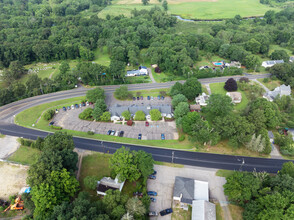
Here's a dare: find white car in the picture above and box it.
[71,105,75,109]
[115,131,119,136]
[86,101,89,106]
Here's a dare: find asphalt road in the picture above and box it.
[1,73,289,173]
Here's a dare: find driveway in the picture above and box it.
[147,165,229,220]
[0,136,20,159]
[53,107,178,140]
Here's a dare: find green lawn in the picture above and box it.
[151,68,185,83]
[269,45,293,57]
[257,78,282,91]
[79,153,112,196]
[8,146,41,165]
[0,134,5,138]
[216,169,235,178]
[132,88,170,97]
[215,203,225,220]
[93,46,111,66]
[209,82,249,111]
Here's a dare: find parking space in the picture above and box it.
[53,107,177,140]
[147,165,227,220]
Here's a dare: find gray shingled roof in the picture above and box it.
[173,176,194,205]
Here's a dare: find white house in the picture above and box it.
[263,84,291,102]
[226,92,242,104]
[97,175,125,196]
[195,93,210,106]
[225,61,241,68]
[262,60,284,68]
[289,56,294,63]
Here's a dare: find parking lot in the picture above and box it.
[53,107,178,140]
[147,165,228,220]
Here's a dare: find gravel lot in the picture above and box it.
[0,136,20,159]
[53,107,178,140]
[147,165,227,220]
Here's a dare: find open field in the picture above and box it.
[257,78,282,91]
[93,46,111,66]
[98,0,278,20]
[8,146,41,165]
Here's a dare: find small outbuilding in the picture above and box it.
[97,175,125,196]
[190,104,201,112]
[226,92,242,104]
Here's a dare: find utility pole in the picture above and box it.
[239,158,245,171]
[172,151,175,164]
[101,141,105,154]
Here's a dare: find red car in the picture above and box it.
[145,121,149,126]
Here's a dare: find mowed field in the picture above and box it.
[98,0,278,19]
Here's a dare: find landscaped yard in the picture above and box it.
[8,146,41,165]
[228,204,244,220]
[209,82,249,111]
[257,78,282,91]
[172,204,192,220]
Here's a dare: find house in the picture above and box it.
[109,104,173,121]
[261,60,284,68]
[126,66,148,77]
[263,84,291,102]
[289,56,294,63]
[190,104,201,112]
[173,176,216,220]
[226,92,242,104]
[97,175,125,196]
[195,93,210,106]
[225,61,241,68]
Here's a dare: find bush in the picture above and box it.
[127,120,133,126]
[150,109,162,121]
[263,78,269,83]
[86,88,105,103]
[122,110,131,120]
[43,109,55,121]
[79,108,93,120]
[134,111,146,121]
[286,121,294,128]
[178,135,185,142]
[159,91,167,96]
[20,138,34,147]
[32,137,44,150]
[100,111,111,122]
[87,131,94,135]
[172,94,188,109]
[83,176,99,190]
[224,78,238,91]
[239,77,249,83]
[114,86,132,100]
[50,125,62,130]
[155,66,161,73]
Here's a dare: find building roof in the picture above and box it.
[190,104,201,111]
[109,104,172,117]
[192,200,216,220]
[226,92,242,101]
[126,70,140,75]
[290,56,294,62]
[97,184,118,193]
[173,176,195,204]
[262,60,284,67]
[264,84,291,100]
[97,175,125,193]
[194,180,209,201]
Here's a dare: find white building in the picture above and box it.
[195,93,210,106]
[226,92,242,104]
[263,84,291,102]
[97,175,125,196]
[262,60,284,68]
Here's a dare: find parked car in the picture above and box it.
[138,134,142,140]
[110,130,115,135]
[55,109,59,113]
[82,102,86,106]
[62,107,66,111]
[79,103,82,108]
[86,101,89,106]
[151,170,157,175]
[107,130,112,135]
[150,197,156,202]
[161,96,165,100]
[67,106,71,110]
[147,96,150,100]
[115,131,119,136]
[140,96,143,100]
[151,96,154,100]
[147,191,157,196]
[49,121,54,126]
[133,192,143,197]
[161,133,165,140]
[148,175,156,180]
[133,97,136,101]
[119,131,124,137]
[71,105,75,109]
[75,104,79,108]
[145,121,149,126]
[137,97,140,100]
[157,95,160,100]
[89,102,93,105]
[160,208,173,216]
[149,211,158,217]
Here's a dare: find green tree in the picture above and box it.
[137,150,154,179]
[170,82,183,97]
[126,197,146,217]
[182,78,202,101]
[244,54,261,70]
[95,99,107,112]
[114,86,131,100]
[280,162,294,178]
[103,189,128,218]
[86,88,105,103]
[171,94,188,109]
[122,110,131,120]
[271,50,290,62]
[245,38,261,54]
[162,0,168,11]
[100,111,111,121]
[174,102,190,119]
[134,111,146,121]
[142,0,150,5]
[150,109,162,121]
[83,176,99,190]
[110,147,141,182]
[59,61,70,74]
[93,106,104,121]
[204,94,233,119]
[79,108,93,120]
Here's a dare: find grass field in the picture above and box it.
[257,78,282,91]
[229,204,244,220]
[215,169,235,178]
[8,146,41,165]
[98,0,278,20]
[215,203,225,220]
[93,46,111,66]
[209,82,249,111]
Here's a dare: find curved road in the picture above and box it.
[1,73,290,173]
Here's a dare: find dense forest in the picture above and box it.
[0,0,294,106]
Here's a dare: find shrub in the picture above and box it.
[224,78,238,91]
[43,109,55,121]
[287,121,294,128]
[86,87,105,103]
[100,111,111,122]
[79,108,93,120]
[239,77,249,83]
[87,131,94,135]
[263,78,269,83]
[20,138,34,147]
[50,125,62,130]
[178,135,185,142]
[134,111,146,121]
[150,109,162,121]
[122,110,131,120]
[155,66,161,73]
[159,91,167,96]
[83,176,99,190]
[127,120,133,126]
[31,137,44,150]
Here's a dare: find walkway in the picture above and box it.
[148,68,156,83]
[205,84,212,95]
[253,79,270,92]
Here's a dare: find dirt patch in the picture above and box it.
[0,136,20,159]
[116,0,217,4]
[0,162,28,200]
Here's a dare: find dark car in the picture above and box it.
[67,106,71,110]
[161,96,165,100]
[133,192,143,197]
[133,97,136,101]
[151,170,157,175]
[161,133,165,140]
[138,134,142,140]
[107,130,112,135]
[82,102,86,106]
[150,197,156,202]
[148,175,156,180]
[145,121,149,127]
[147,96,150,100]
[119,131,124,137]
[49,121,54,126]
[75,104,79,108]
[137,97,140,100]
[147,191,157,196]
[140,96,143,100]
[160,208,173,216]
[62,107,66,111]
[157,95,160,100]
[149,211,158,217]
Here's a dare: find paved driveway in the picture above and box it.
[147,165,228,220]
[53,107,178,140]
